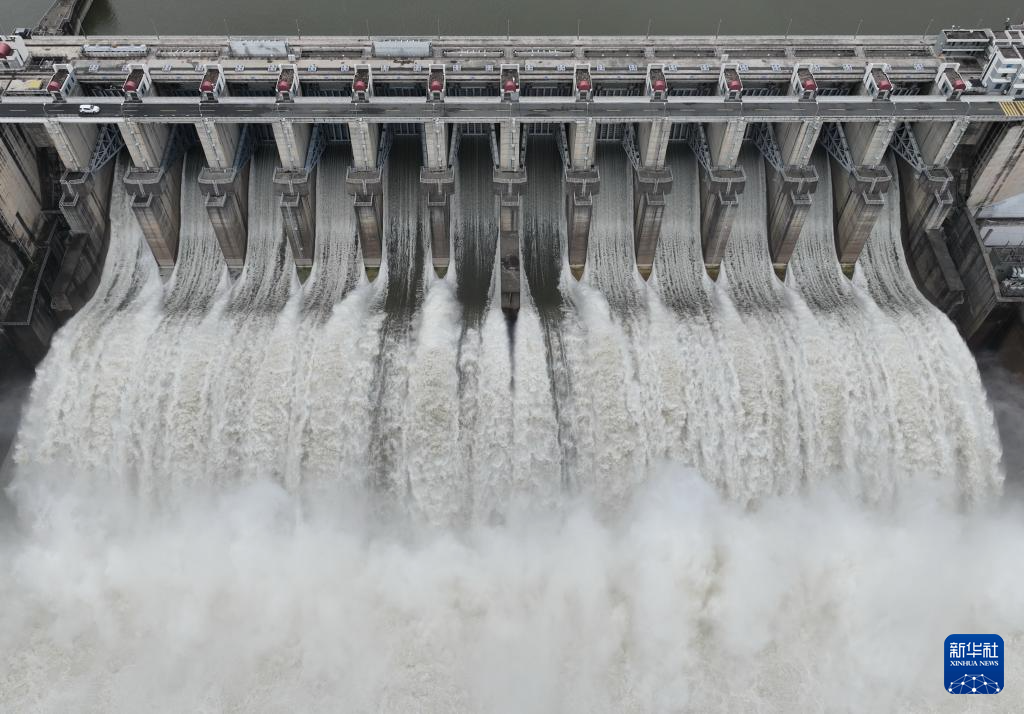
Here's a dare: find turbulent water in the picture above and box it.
[1,139,1020,712]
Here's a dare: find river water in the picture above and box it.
[1,136,1021,710]
[5,0,1019,38]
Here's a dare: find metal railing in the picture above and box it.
[819,122,855,173]
[889,122,926,173]
[751,122,786,173]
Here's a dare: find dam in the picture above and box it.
[0,15,1023,714]
[2,26,1024,359]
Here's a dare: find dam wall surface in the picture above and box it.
[4,26,1024,361]
[2,26,1022,712]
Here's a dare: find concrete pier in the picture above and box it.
[633,190,666,276]
[686,122,745,267]
[423,121,448,169]
[346,121,383,272]
[58,167,110,239]
[699,170,744,266]
[833,121,899,268]
[498,189,521,313]
[819,122,892,265]
[762,120,821,266]
[888,121,964,310]
[834,121,898,268]
[274,168,316,268]
[349,121,379,168]
[44,121,97,173]
[706,120,746,169]
[844,120,898,168]
[498,119,524,172]
[564,120,599,276]
[119,121,182,268]
[421,119,454,275]
[120,121,170,172]
[271,120,310,171]
[195,120,239,172]
[198,166,249,270]
[831,164,890,264]
[566,185,594,278]
[124,158,183,268]
[900,164,964,312]
[631,119,672,276]
[197,122,250,269]
[766,168,814,266]
[493,120,525,310]
[776,121,823,168]
[272,120,318,268]
[568,120,597,167]
[915,119,970,168]
[423,69,452,272]
[54,124,119,252]
[53,123,120,314]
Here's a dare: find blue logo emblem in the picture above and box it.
[945,634,1003,694]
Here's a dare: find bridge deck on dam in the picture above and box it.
[0,29,1021,124]
[0,95,1017,124]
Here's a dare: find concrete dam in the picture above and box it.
[0,20,1022,713]
[3,27,1024,356]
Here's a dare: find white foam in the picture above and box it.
[4,140,1014,712]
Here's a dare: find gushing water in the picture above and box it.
[2,138,1017,712]
[304,147,364,316]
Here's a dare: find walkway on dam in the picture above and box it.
[0,96,1015,124]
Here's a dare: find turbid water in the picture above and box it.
[1,139,1020,712]
[6,0,1018,38]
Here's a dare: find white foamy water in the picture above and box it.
[3,140,1019,712]
[3,471,1022,713]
